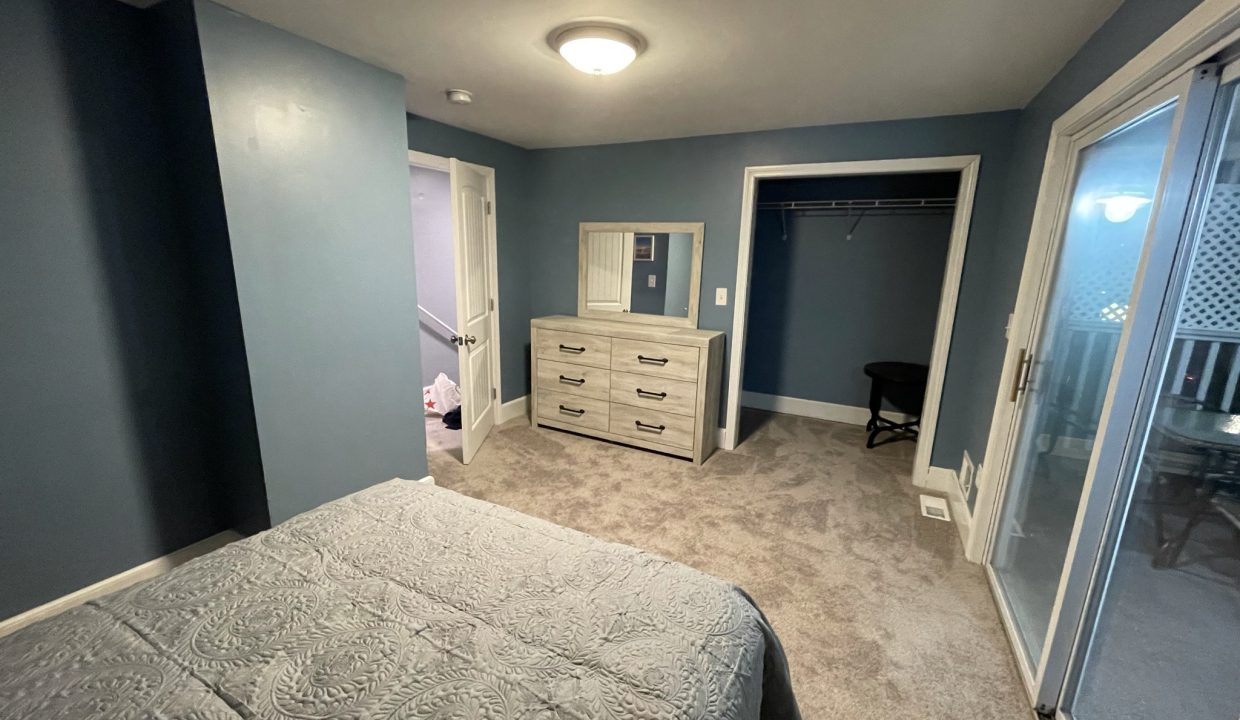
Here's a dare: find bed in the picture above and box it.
[0,479,799,719]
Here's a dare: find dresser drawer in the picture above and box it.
[537,329,611,369]
[610,338,699,381]
[536,390,609,432]
[609,370,697,416]
[538,359,610,401]
[609,403,695,450]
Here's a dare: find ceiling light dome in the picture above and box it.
[551,24,644,75]
[1096,192,1152,223]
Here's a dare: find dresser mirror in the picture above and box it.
[577,222,704,328]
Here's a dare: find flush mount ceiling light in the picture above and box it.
[550,24,645,75]
[1096,192,1152,223]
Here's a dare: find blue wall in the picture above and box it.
[629,234,671,315]
[149,0,269,539]
[406,117,532,403]
[195,1,427,523]
[743,211,952,408]
[523,112,1022,467]
[0,0,238,618]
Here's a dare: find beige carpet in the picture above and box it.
[425,409,1028,719]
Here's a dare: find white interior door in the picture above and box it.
[584,231,634,312]
[450,159,496,463]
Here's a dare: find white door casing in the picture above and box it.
[722,155,981,497]
[451,158,497,463]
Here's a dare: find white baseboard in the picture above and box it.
[497,395,529,424]
[0,530,242,638]
[924,466,974,559]
[741,391,914,426]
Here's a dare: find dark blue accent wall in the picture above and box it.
[406,116,533,403]
[0,0,242,619]
[523,112,1023,468]
[194,1,427,524]
[743,210,952,408]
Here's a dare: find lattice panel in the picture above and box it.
[1064,219,1142,326]
[1063,183,1240,335]
[1179,183,1240,335]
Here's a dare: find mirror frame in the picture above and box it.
[577,221,705,328]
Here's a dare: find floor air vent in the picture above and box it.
[919,494,952,522]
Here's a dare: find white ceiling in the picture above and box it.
[207,0,1124,149]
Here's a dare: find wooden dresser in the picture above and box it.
[530,315,725,463]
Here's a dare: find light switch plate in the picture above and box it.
[648,274,657,288]
[715,288,727,306]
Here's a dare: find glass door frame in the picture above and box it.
[980,64,1221,711]
[1051,65,1238,720]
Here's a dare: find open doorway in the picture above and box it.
[409,151,502,465]
[723,157,980,495]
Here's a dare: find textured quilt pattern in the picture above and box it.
[0,480,798,719]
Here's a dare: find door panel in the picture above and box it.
[585,231,633,312]
[1058,77,1239,720]
[983,62,1222,714]
[991,100,1181,672]
[451,160,496,464]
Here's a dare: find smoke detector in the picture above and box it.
[445,89,473,106]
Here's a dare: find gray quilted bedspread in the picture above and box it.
[0,480,799,719]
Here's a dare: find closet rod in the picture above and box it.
[757,196,956,212]
[769,208,955,217]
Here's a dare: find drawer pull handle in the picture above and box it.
[559,344,586,353]
[559,375,586,386]
[637,354,669,365]
[634,420,666,433]
[559,405,586,416]
[636,388,667,399]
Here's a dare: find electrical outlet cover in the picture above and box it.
[960,451,976,499]
[648,274,657,288]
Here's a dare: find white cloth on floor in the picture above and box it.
[423,372,461,416]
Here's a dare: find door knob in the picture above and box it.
[464,335,477,346]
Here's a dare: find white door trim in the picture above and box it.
[407,151,505,427]
[721,155,981,493]
[408,149,451,172]
[967,0,1240,564]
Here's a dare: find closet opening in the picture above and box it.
[723,157,981,497]
[409,151,503,466]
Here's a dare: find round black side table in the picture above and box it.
[862,362,929,449]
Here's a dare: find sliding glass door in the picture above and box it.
[984,62,1222,712]
[1056,73,1240,720]
[990,95,1180,673]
